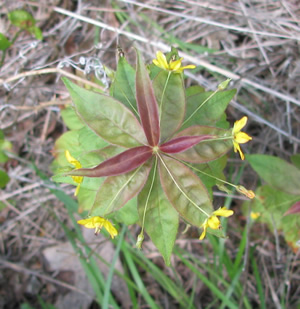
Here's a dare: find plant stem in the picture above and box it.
[141,156,158,234]
[175,157,237,189]
[157,152,210,217]
[181,88,220,127]
[159,71,171,123]
[89,164,144,217]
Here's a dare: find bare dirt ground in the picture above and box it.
[0,0,299,308]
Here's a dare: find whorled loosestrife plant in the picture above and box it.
[53,48,253,264]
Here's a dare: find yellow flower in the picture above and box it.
[77,216,118,238]
[65,150,83,196]
[232,116,252,160]
[199,207,234,240]
[153,51,196,73]
[236,185,255,199]
[250,212,261,220]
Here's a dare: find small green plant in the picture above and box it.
[53,48,254,264]
[244,154,300,250]
[0,129,12,189]
[0,9,43,67]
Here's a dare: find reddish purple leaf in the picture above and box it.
[160,135,212,154]
[136,50,160,146]
[284,201,300,216]
[66,146,152,177]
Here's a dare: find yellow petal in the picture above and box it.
[213,207,234,218]
[235,132,252,144]
[103,220,118,239]
[65,150,82,169]
[207,215,220,229]
[153,59,165,70]
[233,142,245,160]
[237,145,245,160]
[250,212,261,220]
[71,175,83,184]
[77,216,105,229]
[182,64,196,70]
[169,58,183,71]
[74,183,81,196]
[155,51,169,70]
[233,116,248,134]
[199,222,208,240]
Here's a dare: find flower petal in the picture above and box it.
[65,150,82,169]
[77,216,105,229]
[237,145,245,160]
[233,116,248,134]
[207,215,220,229]
[155,51,169,70]
[233,140,239,153]
[235,132,252,144]
[103,221,118,239]
[213,207,234,217]
[169,58,182,71]
[74,183,81,196]
[182,64,196,70]
[199,220,208,240]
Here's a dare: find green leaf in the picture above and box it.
[0,202,7,211]
[52,171,103,191]
[291,154,300,170]
[110,57,137,115]
[61,106,84,130]
[78,146,123,167]
[77,187,97,212]
[53,130,81,167]
[138,162,179,265]
[111,197,139,225]
[29,26,43,40]
[246,154,300,195]
[0,169,10,188]
[0,33,12,51]
[159,155,213,227]
[8,10,35,29]
[78,126,109,153]
[153,70,186,142]
[0,131,12,163]
[63,78,147,148]
[186,85,205,96]
[53,144,122,191]
[173,126,232,163]
[182,89,236,129]
[53,127,111,168]
[195,155,227,197]
[245,185,300,249]
[90,161,152,216]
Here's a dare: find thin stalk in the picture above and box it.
[102,225,126,309]
[159,71,171,123]
[175,158,237,190]
[157,152,210,217]
[141,157,158,234]
[119,86,139,116]
[181,87,220,126]
[89,164,144,217]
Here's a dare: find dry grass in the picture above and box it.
[0,0,299,308]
